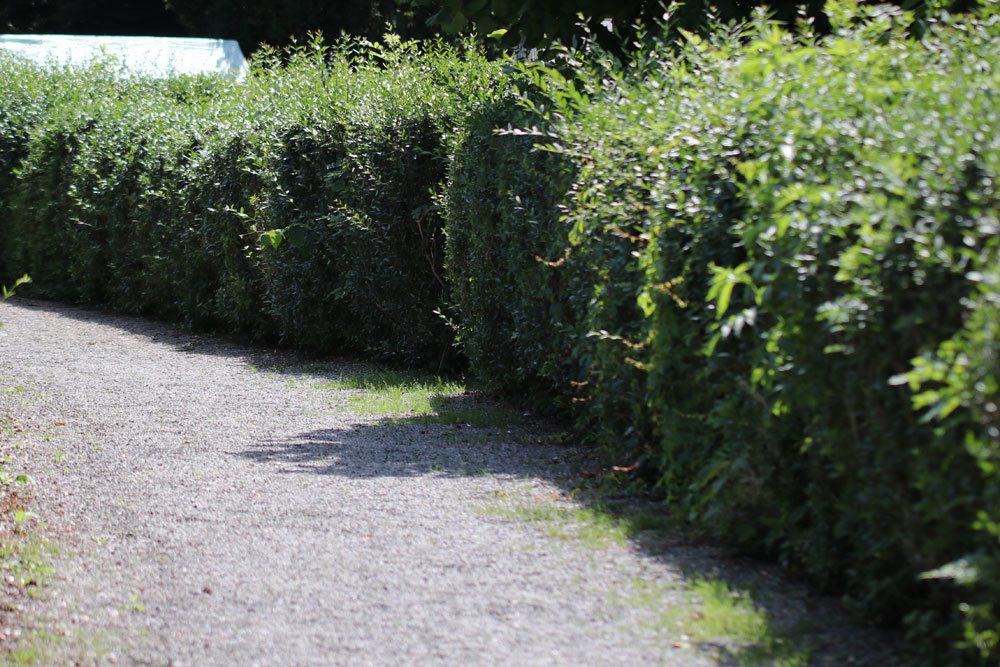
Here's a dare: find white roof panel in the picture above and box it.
[0,34,248,78]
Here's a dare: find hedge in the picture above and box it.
[445,7,999,661]
[0,6,997,662]
[0,38,505,365]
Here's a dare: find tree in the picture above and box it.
[425,0,985,50]
[2,0,185,36]
[165,0,438,51]
[2,1,439,54]
[425,0,816,48]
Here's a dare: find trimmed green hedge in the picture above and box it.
[444,97,580,400]
[0,7,997,662]
[445,7,999,662]
[0,38,505,365]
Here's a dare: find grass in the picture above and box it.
[0,495,57,665]
[0,404,56,666]
[290,366,525,428]
[0,529,55,589]
[122,591,145,614]
[663,578,812,666]
[315,369,463,417]
[0,631,57,666]
[0,627,113,666]
[610,576,812,666]
[0,417,52,592]
[483,486,811,665]
[0,471,54,596]
[481,490,677,550]
[481,503,623,545]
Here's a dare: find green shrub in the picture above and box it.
[494,5,999,660]
[328,41,503,368]
[0,60,216,313]
[0,37,505,368]
[444,96,580,399]
[0,56,72,282]
[0,7,996,662]
[245,39,507,365]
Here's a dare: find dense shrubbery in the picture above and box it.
[0,38,505,365]
[446,7,999,661]
[0,6,997,661]
[444,97,580,399]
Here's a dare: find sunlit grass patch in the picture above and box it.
[0,489,55,592]
[621,576,812,667]
[0,409,55,647]
[321,369,464,416]
[481,488,810,663]
[685,579,772,643]
[480,492,676,550]
[315,368,456,392]
[0,627,113,666]
[482,502,629,548]
[0,630,57,666]
[298,367,525,427]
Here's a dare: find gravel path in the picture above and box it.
[0,298,902,666]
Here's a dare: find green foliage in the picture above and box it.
[427,0,833,51]
[445,5,999,662]
[1,275,31,302]
[0,36,505,366]
[0,5,997,663]
[0,0,438,53]
[426,0,991,51]
[443,95,579,399]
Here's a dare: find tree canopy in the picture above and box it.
[2,0,437,53]
[1,0,984,55]
[426,0,831,48]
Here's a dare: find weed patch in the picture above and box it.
[0,627,112,666]
[297,366,527,428]
[616,577,812,667]
[0,407,54,662]
[315,369,463,417]
[480,489,677,550]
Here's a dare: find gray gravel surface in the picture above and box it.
[0,298,904,666]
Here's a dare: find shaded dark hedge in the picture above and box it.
[0,6,997,662]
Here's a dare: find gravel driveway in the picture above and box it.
[0,298,902,666]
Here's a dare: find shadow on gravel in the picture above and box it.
[236,410,910,667]
[7,298,909,666]
[236,424,568,480]
[2,298,295,367]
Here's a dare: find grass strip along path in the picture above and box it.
[0,298,904,665]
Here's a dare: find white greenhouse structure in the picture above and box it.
[0,34,248,78]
